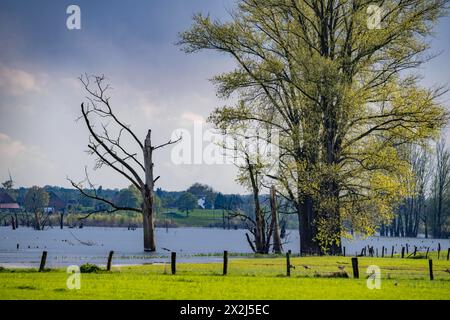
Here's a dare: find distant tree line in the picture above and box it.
[381,139,450,238]
[1,180,298,231]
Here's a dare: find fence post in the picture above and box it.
[426,247,430,259]
[343,247,346,257]
[447,248,450,261]
[223,250,228,275]
[406,244,409,255]
[437,243,441,260]
[401,247,405,258]
[171,252,176,275]
[286,252,291,277]
[391,246,394,258]
[429,259,433,281]
[382,246,384,258]
[413,246,417,257]
[39,251,47,272]
[351,257,359,279]
[106,250,114,271]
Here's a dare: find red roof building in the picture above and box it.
[0,190,20,210]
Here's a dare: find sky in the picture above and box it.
[0,0,449,194]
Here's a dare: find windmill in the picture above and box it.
[1,170,14,190]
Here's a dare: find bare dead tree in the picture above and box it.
[69,74,180,252]
[216,122,284,254]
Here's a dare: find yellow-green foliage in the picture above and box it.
[179,0,449,250]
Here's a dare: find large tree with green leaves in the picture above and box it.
[179,0,449,253]
[176,192,198,216]
[24,186,49,230]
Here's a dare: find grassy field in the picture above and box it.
[161,209,227,228]
[64,208,300,229]
[1,253,450,300]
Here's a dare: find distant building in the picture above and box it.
[197,196,206,209]
[43,191,66,213]
[0,190,20,210]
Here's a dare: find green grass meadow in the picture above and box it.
[1,254,449,300]
[161,209,226,227]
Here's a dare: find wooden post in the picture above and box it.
[286,252,291,277]
[39,251,47,272]
[401,247,405,258]
[376,248,378,257]
[171,252,176,275]
[343,247,346,257]
[413,246,417,257]
[406,244,409,255]
[429,259,433,281]
[16,243,19,250]
[223,250,228,275]
[106,250,114,271]
[60,212,64,229]
[447,248,450,261]
[351,257,359,279]
[381,246,384,258]
[426,247,430,259]
[391,246,394,258]
[437,243,441,260]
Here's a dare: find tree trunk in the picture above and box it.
[142,201,155,251]
[222,209,225,229]
[270,186,282,254]
[11,215,16,230]
[298,196,319,255]
[34,211,41,230]
[142,130,156,252]
[246,157,264,253]
[437,188,443,238]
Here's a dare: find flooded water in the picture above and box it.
[0,226,448,267]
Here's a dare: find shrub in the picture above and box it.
[80,263,102,273]
[314,271,349,278]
